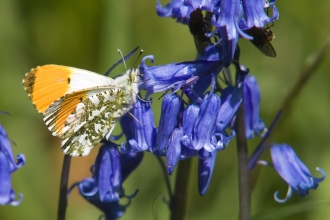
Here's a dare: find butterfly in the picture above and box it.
[23,65,139,156]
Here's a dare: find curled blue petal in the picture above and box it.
[76,178,99,197]
[154,94,180,155]
[243,75,266,139]
[198,149,216,196]
[166,128,184,174]
[270,144,325,202]
[274,186,293,203]
[16,154,25,168]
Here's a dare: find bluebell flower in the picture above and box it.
[181,104,200,137]
[179,105,200,159]
[121,98,157,153]
[72,178,127,220]
[139,55,223,97]
[182,94,223,152]
[69,142,142,219]
[198,149,216,196]
[153,94,181,155]
[240,0,279,30]
[243,74,266,139]
[94,143,123,202]
[0,125,25,206]
[166,128,184,174]
[216,85,243,132]
[270,144,325,203]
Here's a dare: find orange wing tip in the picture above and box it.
[23,65,73,114]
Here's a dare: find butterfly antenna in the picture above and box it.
[104,46,140,76]
[117,49,127,70]
[132,50,144,67]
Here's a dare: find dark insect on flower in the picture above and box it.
[245,26,277,58]
[189,8,210,55]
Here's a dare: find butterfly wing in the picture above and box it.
[23,65,116,113]
[23,65,138,156]
[44,87,132,156]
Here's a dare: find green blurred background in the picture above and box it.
[1,0,330,219]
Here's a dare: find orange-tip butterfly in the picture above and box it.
[23,65,139,156]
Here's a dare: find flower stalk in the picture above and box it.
[170,158,192,220]
[235,102,251,220]
[57,155,71,220]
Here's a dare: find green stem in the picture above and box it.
[57,155,72,220]
[235,103,251,220]
[170,158,192,220]
[277,38,330,132]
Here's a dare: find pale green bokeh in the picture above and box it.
[0,0,330,219]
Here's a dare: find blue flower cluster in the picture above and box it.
[157,0,279,66]
[0,121,25,206]
[71,0,325,218]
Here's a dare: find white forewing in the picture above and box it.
[65,66,116,93]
